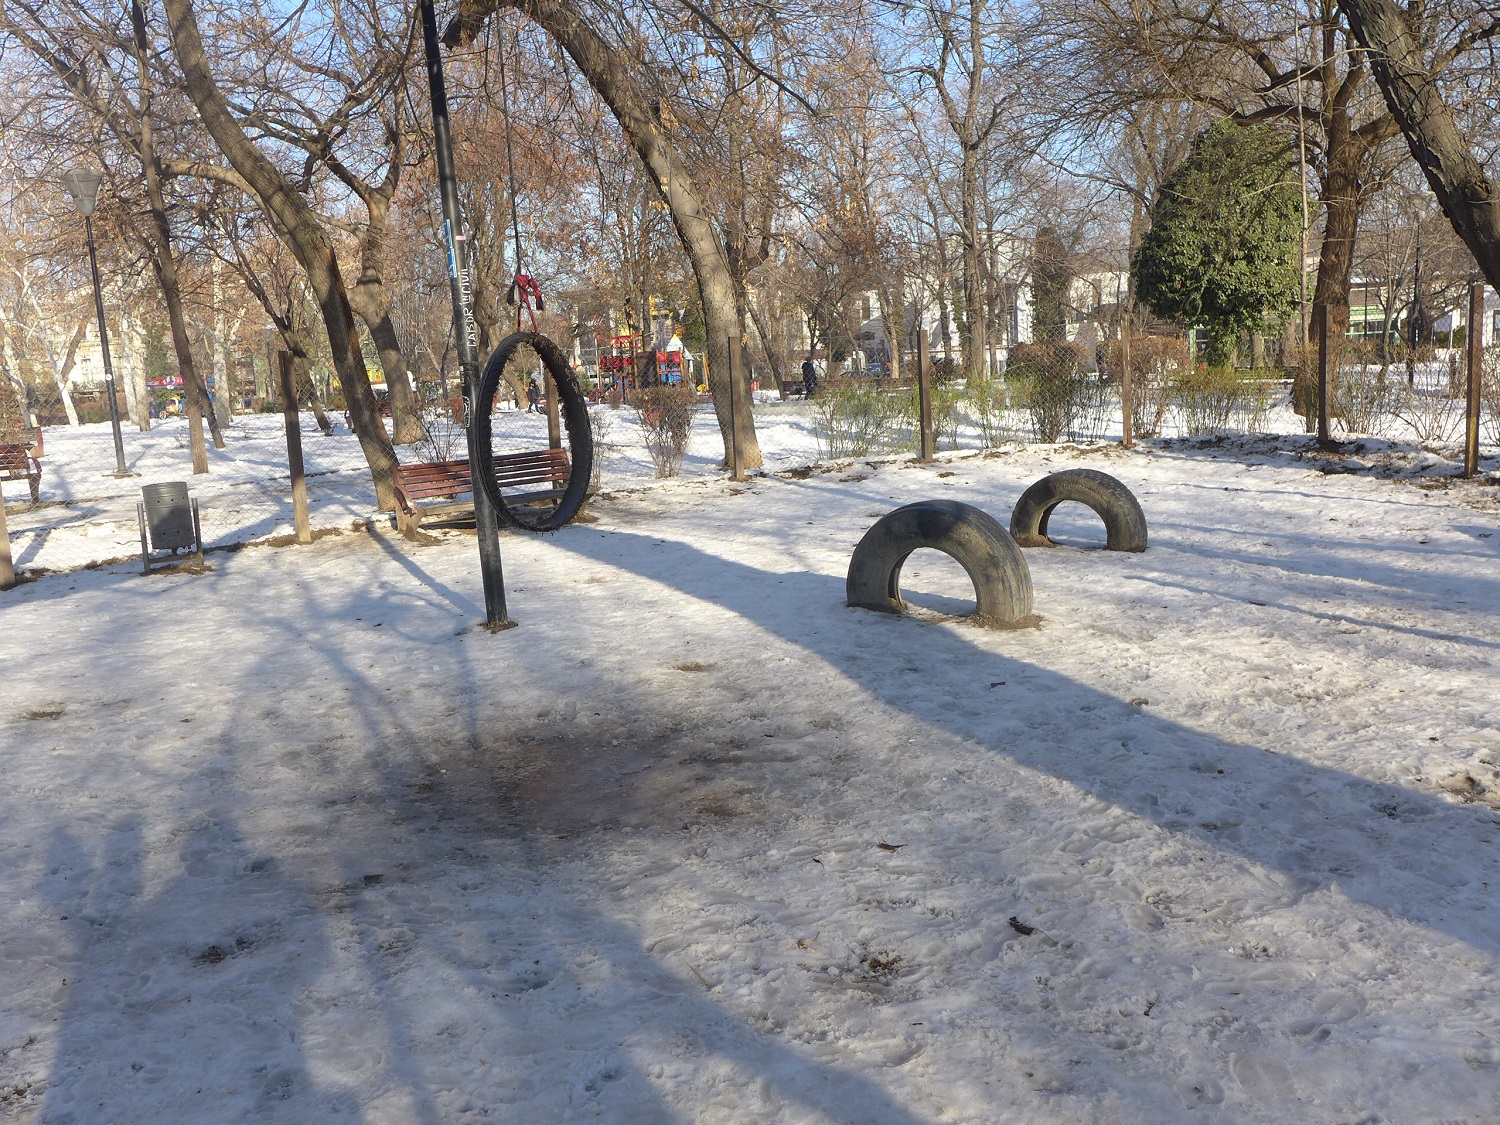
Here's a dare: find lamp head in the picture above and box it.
[61,168,104,218]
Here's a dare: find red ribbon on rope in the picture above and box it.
[507,274,544,332]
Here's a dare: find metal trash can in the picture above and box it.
[137,482,203,573]
[141,483,195,550]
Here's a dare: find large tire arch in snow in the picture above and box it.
[846,500,1034,629]
[1009,469,1148,553]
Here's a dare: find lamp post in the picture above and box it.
[61,168,133,477]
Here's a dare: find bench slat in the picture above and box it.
[393,449,572,530]
[0,442,42,501]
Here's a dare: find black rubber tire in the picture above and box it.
[473,331,594,532]
[847,499,1034,627]
[1009,468,1147,552]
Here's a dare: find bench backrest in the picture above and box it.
[394,448,571,503]
[0,444,39,476]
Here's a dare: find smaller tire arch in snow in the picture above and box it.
[1009,469,1148,553]
[846,499,1034,628]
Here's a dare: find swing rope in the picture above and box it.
[495,31,540,333]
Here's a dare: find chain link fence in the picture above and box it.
[7,342,1500,583]
[2,371,380,577]
[803,341,1500,461]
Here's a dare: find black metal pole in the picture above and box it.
[420,0,510,628]
[85,215,131,477]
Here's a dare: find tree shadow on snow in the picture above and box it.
[552,526,1500,958]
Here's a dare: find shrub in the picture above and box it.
[1172,365,1243,436]
[1483,348,1500,446]
[1394,379,1464,448]
[1099,335,1188,438]
[813,380,914,457]
[1006,340,1096,442]
[964,377,1024,448]
[930,384,967,449]
[634,382,697,476]
[414,406,465,463]
[588,404,613,490]
[1330,346,1401,438]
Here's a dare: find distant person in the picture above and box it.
[801,356,818,399]
[527,376,542,413]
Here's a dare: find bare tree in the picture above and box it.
[1339,0,1500,293]
[447,0,762,469]
[1,0,228,469]
[162,0,399,506]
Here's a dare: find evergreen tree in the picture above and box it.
[1132,120,1301,366]
[1030,227,1073,342]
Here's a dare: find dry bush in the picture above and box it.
[634,382,697,476]
[1171,366,1243,436]
[1483,348,1500,446]
[1394,380,1465,448]
[1330,347,1402,438]
[587,404,613,489]
[414,405,465,463]
[813,380,914,457]
[964,378,1026,448]
[1099,335,1187,438]
[1006,340,1100,442]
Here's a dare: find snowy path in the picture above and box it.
[1,440,1498,1123]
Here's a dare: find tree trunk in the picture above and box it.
[348,288,424,444]
[347,190,423,445]
[1304,115,1375,431]
[959,147,988,382]
[446,0,760,469]
[877,284,903,382]
[30,304,83,426]
[293,352,333,435]
[744,297,785,391]
[1339,0,1500,295]
[164,0,398,508]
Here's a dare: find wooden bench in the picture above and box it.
[779,380,807,398]
[0,429,42,503]
[393,447,571,536]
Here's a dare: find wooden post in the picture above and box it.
[917,318,935,461]
[0,480,14,590]
[544,364,562,449]
[1465,277,1483,477]
[1317,304,1331,446]
[1120,313,1134,449]
[727,333,743,480]
[278,352,313,544]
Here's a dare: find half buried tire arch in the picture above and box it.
[1009,469,1148,552]
[846,500,1033,628]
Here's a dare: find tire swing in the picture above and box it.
[847,499,1034,628]
[472,330,593,532]
[1009,469,1148,553]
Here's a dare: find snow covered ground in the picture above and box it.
[2,415,1500,1122]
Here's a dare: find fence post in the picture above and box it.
[917,319,935,461]
[278,352,313,544]
[1317,305,1332,447]
[0,480,14,590]
[1120,313,1134,449]
[1465,277,1483,477]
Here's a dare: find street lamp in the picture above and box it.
[61,167,133,477]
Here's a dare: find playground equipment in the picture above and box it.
[1009,469,1148,553]
[473,330,593,532]
[847,499,1033,628]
